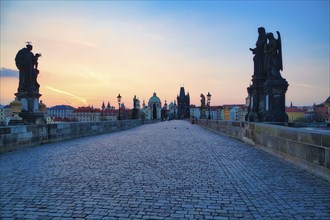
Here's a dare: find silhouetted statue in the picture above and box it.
[246,28,288,123]
[14,43,46,124]
[250,27,267,75]
[199,93,207,119]
[264,31,283,79]
[32,53,41,90]
[15,43,41,92]
[133,95,138,109]
[33,53,41,69]
[15,44,34,92]
[200,93,206,108]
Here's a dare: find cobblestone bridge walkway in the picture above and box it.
[1,120,329,219]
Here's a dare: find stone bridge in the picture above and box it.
[1,120,329,219]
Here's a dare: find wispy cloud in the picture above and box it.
[291,82,328,90]
[44,85,88,105]
[0,67,18,78]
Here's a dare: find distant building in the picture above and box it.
[139,92,163,120]
[168,101,178,120]
[206,106,220,120]
[314,97,330,122]
[222,104,245,121]
[304,107,314,122]
[47,105,75,122]
[177,86,190,119]
[190,105,200,119]
[101,101,112,111]
[286,103,305,122]
[222,105,235,120]
[140,100,150,120]
[230,106,240,121]
[71,106,101,122]
[100,109,117,121]
[190,105,221,120]
[148,92,162,119]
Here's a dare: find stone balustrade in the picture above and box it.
[0,120,147,153]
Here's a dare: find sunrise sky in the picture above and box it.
[1,1,329,109]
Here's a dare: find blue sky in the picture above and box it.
[1,0,329,107]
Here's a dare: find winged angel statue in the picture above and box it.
[264,31,283,79]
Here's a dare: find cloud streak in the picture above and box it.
[291,82,328,90]
[0,67,18,78]
[44,85,88,105]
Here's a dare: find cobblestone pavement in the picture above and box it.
[1,120,330,219]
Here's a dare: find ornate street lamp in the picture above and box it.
[117,93,122,120]
[207,92,211,119]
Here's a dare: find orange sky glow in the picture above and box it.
[1,1,329,109]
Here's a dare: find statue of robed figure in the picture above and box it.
[246,28,288,123]
[200,93,207,119]
[14,42,46,124]
[249,27,267,75]
[264,31,283,80]
[15,43,41,93]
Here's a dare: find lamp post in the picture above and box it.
[207,92,211,120]
[117,93,122,120]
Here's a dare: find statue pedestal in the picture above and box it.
[263,78,289,122]
[19,112,46,125]
[9,115,24,126]
[246,74,267,122]
[132,109,139,120]
[246,73,289,123]
[15,91,46,125]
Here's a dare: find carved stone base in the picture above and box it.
[19,112,46,125]
[15,90,46,125]
[263,78,289,123]
[9,119,24,126]
[245,74,267,122]
[263,112,288,123]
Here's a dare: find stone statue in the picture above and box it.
[246,28,288,123]
[199,93,207,119]
[15,43,41,92]
[14,43,46,124]
[264,31,283,79]
[15,44,34,92]
[200,93,206,108]
[133,95,138,109]
[33,53,41,69]
[249,27,267,75]
[32,53,41,91]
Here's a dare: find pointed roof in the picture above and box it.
[179,86,185,97]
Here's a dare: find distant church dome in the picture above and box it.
[148,92,161,108]
[149,92,161,104]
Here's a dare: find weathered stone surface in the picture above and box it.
[11,126,27,134]
[322,134,330,148]
[196,119,330,181]
[1,121,329,219]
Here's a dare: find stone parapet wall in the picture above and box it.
[0,120,145,153]
[194,119,330,181]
